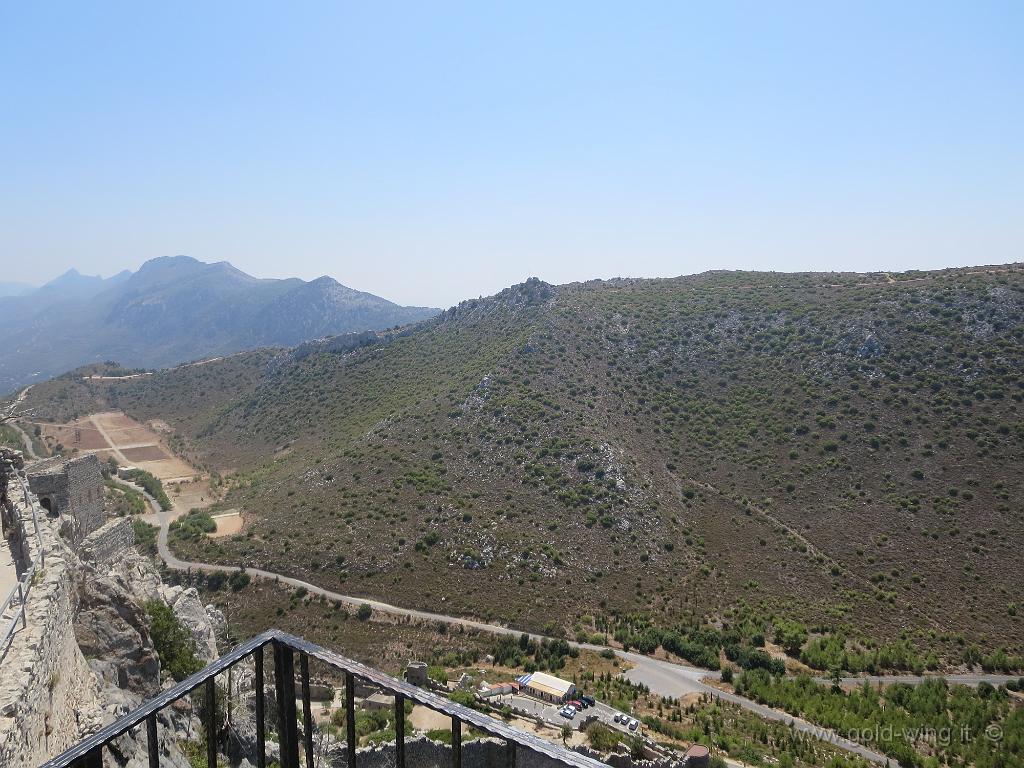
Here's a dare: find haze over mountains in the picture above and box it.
[0,256,438,392]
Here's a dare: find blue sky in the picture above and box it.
[2,2,1021,307]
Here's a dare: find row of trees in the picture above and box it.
[735,670,1023,768]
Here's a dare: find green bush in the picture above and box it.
[132,518,158,556]
[145,600,203,681]
[120,469,172,511]
[229,569,251,591]
[586,722,624,752]
[170,509,217,541]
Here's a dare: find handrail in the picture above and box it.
[41,628,611,768]
[41,630,278,766]
[15,469,44,568]
[0,471,45,654]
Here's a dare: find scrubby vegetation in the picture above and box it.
[639,697,875,768]
[26,267,1024,669]
[145,600,203,681]
[105,479,148,516]
[491,633,579,673]
[0,423,26,452]
[121,468,172,511]
[170,509,217,541]
[133,518,158,556]
[735,670,1024,768]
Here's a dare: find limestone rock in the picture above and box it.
[73,568,161,696]
[161,586,219,662]
[206,603,228,644]
[108,550,166,605]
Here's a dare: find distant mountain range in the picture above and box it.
[0,282,37,297]
[0,256,439,392]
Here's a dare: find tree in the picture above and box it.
[146,600,203,681]
[561,725,572,744]
[829,667,842,693]
[357,603,372,621]
[229,569,251,591]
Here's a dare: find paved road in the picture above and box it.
[131,479,1023,768]
[139,496,901,764]
[831,673,1021,687]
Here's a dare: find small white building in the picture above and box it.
[516,672,576,703]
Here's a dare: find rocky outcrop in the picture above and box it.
[0,459,222,766]
[74,567,161,696]
[0,486,105,765]
[160,585,219,662]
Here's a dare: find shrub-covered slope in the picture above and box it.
[24,266,1024,666]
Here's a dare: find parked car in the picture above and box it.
[628,719,639,731]
[581,695,596,707]
[568,700,584,710]
[613,713,623,723]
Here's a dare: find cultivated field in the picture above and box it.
[33,410,216,514]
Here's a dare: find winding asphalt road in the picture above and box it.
[134,491,892,762]
[119,477,1020,768]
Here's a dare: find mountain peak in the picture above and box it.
[41,267,105,292]
[135,255,202,273]
[0,255,441,391]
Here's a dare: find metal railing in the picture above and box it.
[42,628,610,768]
[0,471,45,652]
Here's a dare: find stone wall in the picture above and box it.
[0,489,104,766]
[80,516,136,566]
[27,454,105,546]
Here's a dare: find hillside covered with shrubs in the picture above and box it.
[23,265,1024,671]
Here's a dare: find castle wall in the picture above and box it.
[80,516,136,566]
[28,455,105,547]
[0,490,103,766]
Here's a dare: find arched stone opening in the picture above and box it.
[39,496,57,517]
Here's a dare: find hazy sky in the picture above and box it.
[2,2,1021,308]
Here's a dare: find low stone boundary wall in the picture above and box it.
[80,517,135,566]
[0,491,102,765]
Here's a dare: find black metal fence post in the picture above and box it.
[345,671,356,768]
[452,715,462,768]
[255,646,266,768]
[275,640,301,768]
[285,649,299,768]
[300,652,314,768]
[146,713,159,768]
[394,693,406,768]
[205,677,217,768]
